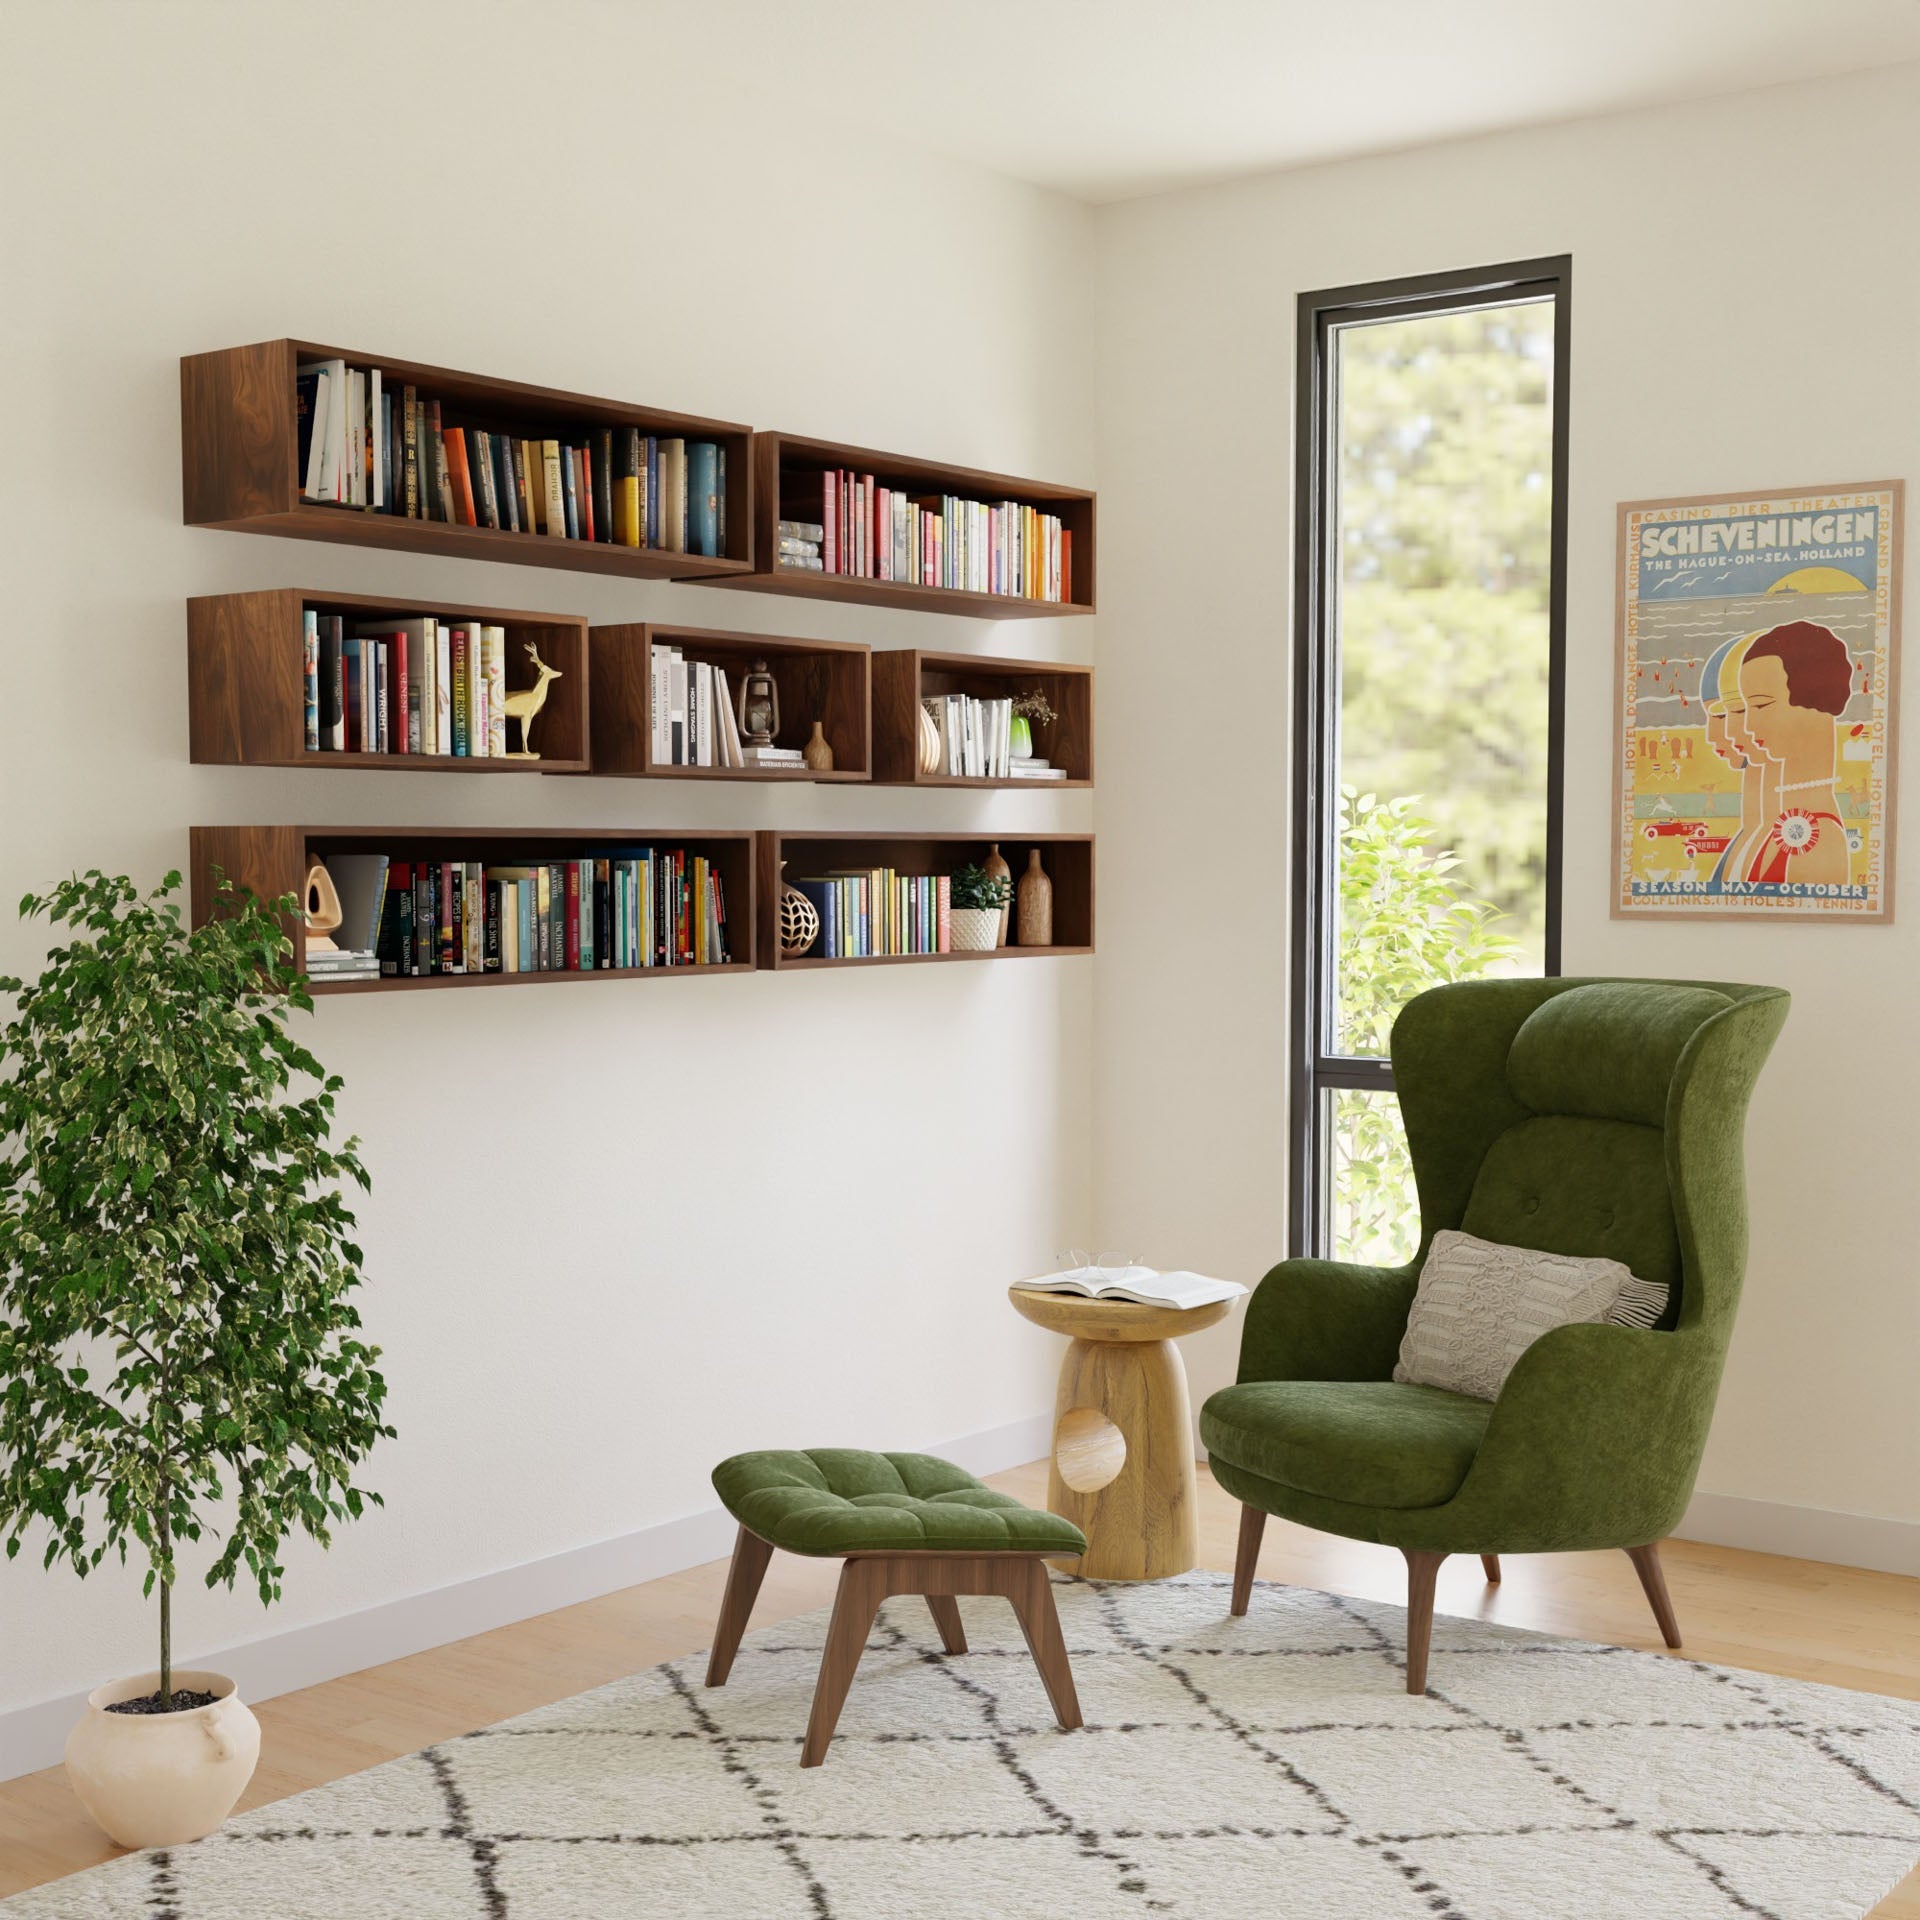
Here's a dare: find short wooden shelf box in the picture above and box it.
[873,649,1091,787]
[588,624,871,782]
[755,831,1093,970]
[187,589,590,773]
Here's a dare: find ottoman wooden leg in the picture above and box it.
[1005,1559,1082,1731]
[801,1560,886,1767]
[924,1595,968,1654]
[706,1526,775,1688]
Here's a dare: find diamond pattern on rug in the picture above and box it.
[6,1574,1918,1920]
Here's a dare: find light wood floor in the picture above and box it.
[5,1461,1917,1912]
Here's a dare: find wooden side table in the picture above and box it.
[1008,1287,1236,1581]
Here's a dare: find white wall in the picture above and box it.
[0,4,1095,1726]
[1092,65,1920,1541]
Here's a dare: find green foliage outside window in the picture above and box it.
[1331,792,1517,1267]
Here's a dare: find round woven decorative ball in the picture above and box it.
[779,883,821,957]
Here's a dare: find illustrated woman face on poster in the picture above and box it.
[1737,619,1855,888]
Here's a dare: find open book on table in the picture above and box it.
[1014,1265,1246,1312]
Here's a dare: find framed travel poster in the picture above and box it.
[1613,479,1902,921]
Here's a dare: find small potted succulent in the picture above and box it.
[948,863,1011,952]
[0,871,391,1849]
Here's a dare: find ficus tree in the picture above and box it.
[0,871,392,1708]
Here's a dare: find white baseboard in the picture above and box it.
[0,1411,1054,1787]
[1677,1490,1920,1577]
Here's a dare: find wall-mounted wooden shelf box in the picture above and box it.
[588,624,870,782]
[191,825,754,993]
[187,589,589,773]
[755,831,1093,971]
[707,432,1095,618]
[181,340,752,583]
[872,649,1092,787]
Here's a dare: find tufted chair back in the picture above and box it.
[1391,978,1789,1345]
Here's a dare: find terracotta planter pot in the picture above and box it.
[949,907,1001,952]
[65,1669,261,1849]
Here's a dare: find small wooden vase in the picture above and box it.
[982,843,1012,948]
[1016,849,1053,947]
[802,720,834,772]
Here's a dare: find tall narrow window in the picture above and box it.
[1290,260,1569,1264]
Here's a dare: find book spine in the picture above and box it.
[302,609,319,751]
[593,427,614,545]
[716,445,727,556]
[449,628,470,756]
[541,441,566,539]
[469,630,489,760]
[644,437,658,547]
[344,642,363,753]
[464,863,483,973]
[938,874,951,952]
[484,880,502,972]
[483,627,506,758]
[429,402,454,521]
[616,427,641,547]
[822,468,838,573]
[391,632,408,755]
[373,644,388,753]
[434,623,451,754]
[561,447,580,540]
[400,387,419,518]
[447,428,477,527]
[688,442,718,557]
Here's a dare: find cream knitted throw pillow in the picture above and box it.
[1393,1229,1670,1402]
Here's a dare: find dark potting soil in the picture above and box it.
[105,1689,219,1716]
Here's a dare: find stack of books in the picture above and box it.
[317,849,731,979]
[789,868,954,960]
[1009,757,1067,782]
[295,357,725,555]
[783,468,1071,602]
[649,642,805,771]
[302,610,513,757]
[776,519,825,571]
[302,947,380,984]
[922,694,1018,779]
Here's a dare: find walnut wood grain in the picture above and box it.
[1232,1504,1266,1617]
[180,338,752,580]
[1402,1549,1447,1694]
[704,1528,774,1688]
[588,623,871,780]
[1627,1542,1684,1648]
[871,649,1093,786]
[187,590,590,772]
[755,832,1093,970]
[715,430,1095,617]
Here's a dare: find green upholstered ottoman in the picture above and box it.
[706,1449,1086,1766]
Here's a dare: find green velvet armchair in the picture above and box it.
[1200,977,1787,1692]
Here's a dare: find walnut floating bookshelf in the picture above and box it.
[756,831,1093,970]
[588,624,871,782]
[709,432,1095,618]
[180,340,751,583]
[188,589,590,773]
[191,825,754,993]
[873,649,1091,787]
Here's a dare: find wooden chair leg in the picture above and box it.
[1005,1560,1083,1731]
[924,1594,968,1654]
[1402,1549,1446,1694]
[1626,1542,1683,1649]
[801,1560,885,1767]
[1480,1554,1502,1583]
[1232,1504,1266,1616]
[705,1526,775,1688]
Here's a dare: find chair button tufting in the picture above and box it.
[1523,1196,1541,1215]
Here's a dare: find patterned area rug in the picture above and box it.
[11,1574,1920,1919]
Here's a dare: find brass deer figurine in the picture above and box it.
[502,643,563,759]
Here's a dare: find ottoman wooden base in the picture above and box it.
[704,1527,1083,1767]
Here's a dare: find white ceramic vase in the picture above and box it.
[65,1669,261,1849]
[949,907,1001,952]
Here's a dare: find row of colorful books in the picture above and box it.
[294,358,725,555]
[302,611,515,757]
[789,869,954,960]
[780,473,1072,601]
[322,850,732,978]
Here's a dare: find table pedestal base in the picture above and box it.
[1047,1334,1199,1581]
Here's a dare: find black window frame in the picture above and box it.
[1288,257,1572,1259]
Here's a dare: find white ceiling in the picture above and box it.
[677,0,1920,203]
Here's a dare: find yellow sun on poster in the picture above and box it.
[1613,481,1903,922]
